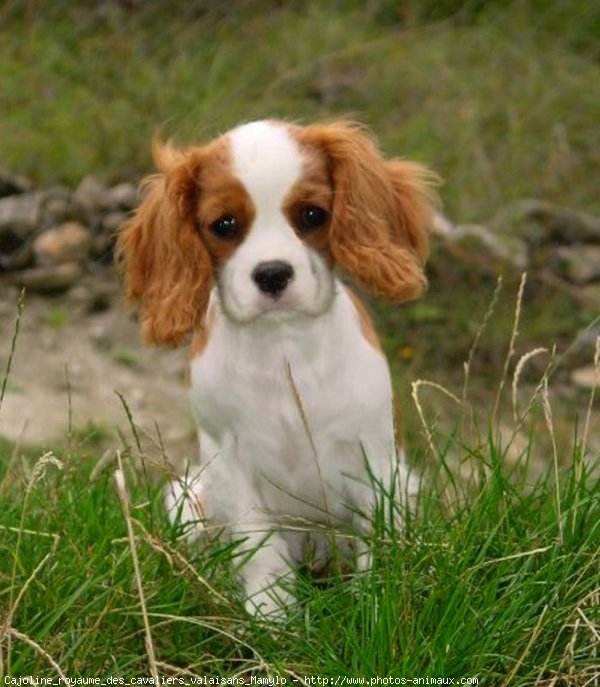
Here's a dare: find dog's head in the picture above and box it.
[116,120,437,345]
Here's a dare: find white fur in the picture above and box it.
[166,121,417,616]
[219,121,334,324]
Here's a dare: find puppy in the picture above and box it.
[116,120,436,615]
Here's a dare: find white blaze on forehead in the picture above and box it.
[228,121,303,209]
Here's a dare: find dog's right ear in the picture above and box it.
[115,142,213,347]
[297,122,437,303]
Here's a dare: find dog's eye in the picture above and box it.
[210,215,238,239]
[298,205,329,232]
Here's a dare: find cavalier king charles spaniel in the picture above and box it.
[117,120,436,616]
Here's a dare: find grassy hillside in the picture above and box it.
[0,426,599,680]
[0,0,598,223]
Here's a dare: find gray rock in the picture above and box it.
[555,245,600,285]
[494,200,600,245]
[7,261,84,293]
[73,177,139,220]
[431,212,528,271]
[33,222,92,266]
[101,210,129,235]
[0,189,90,273]
[42,189,86,226]
[0,188,86,243]
[0,191,43,240]
[563,323,600,369]
[454,224,528,270]
[107,183,139,211]
[0,168,31,198]
[74,175,111,214]
[0,242,34,271]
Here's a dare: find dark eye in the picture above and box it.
[298,205,329,232]
[210,215,238,239]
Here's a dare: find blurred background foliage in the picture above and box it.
[1,0,598,223]
[0,0,598,412]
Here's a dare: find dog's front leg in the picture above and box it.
[233,525,295,618]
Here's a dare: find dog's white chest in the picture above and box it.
[188,287,395,522]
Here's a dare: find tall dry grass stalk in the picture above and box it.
[503,604,549,687]
[462,275,503,410]
[541,378,563,544]
[411,379,462,463]
[537,582,600,682]
[0,451,63,676]
[411,379,463,510]
[114,450,160,682]
[4,628,67,680]
[511,347,548,424]
[132,517,231,608]
[285,359,331,526]
[409,272,594,513]
[493,272,527,430]
[581,336,599,458]
[116,390,153,501]
[413,275,532,489]
[571,335,599,539]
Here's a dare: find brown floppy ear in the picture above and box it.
[115,143,212,346]
[299,123,437,302]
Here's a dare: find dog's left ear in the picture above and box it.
[116,142,213,346]
[299,123,437,302]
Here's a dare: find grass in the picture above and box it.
[0,282,599,682]
[0,416,598,681]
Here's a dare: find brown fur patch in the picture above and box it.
[115,135,255,346]
[292,122,437,304]
[195,147,255,268]
[115,149,212,347]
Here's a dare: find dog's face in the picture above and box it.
[117,120,436,345]
[200,122,336,324]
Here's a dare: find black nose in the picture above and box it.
[252,260,294,298]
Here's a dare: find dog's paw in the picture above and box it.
[244,584,296,621]
[164,474,206,541]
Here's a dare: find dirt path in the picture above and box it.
[0,268,196,466]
